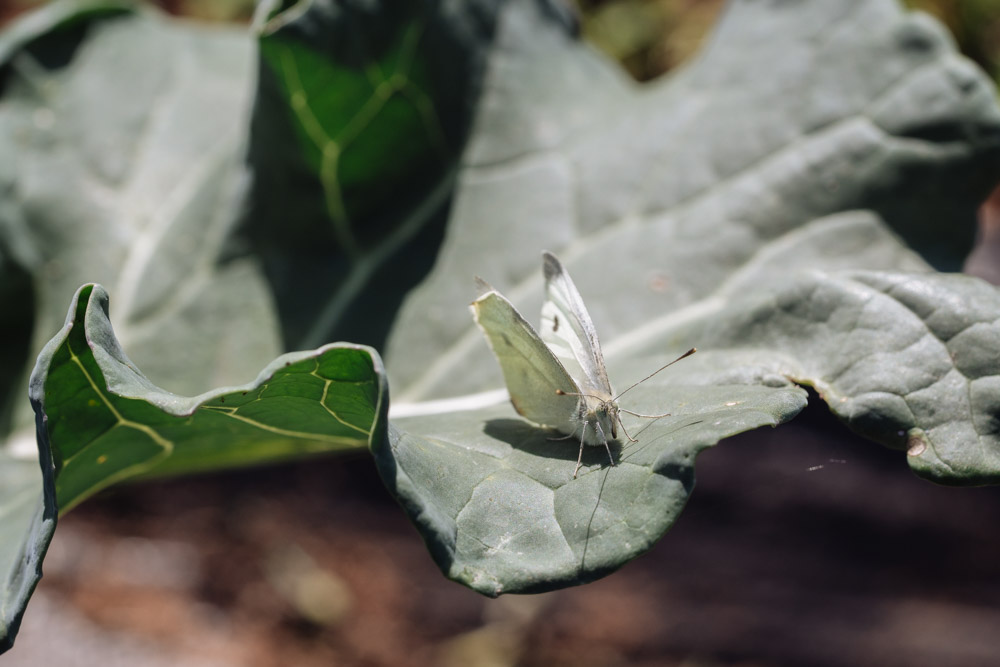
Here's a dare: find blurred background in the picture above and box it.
[3,0,1000,665]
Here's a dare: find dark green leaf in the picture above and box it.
[3,283,386,648]
[381,352,805,595]
[373,0,1000,593]
[33,284,386,514]
[247,0,498,350]
[655,270,1000,485]
[0,5,278,645]
[0,0,267,407]
[0,453,54,653]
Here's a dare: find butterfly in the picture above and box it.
[471,251,695,478]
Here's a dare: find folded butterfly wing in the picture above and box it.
[539,252,614,399]
[471,289,580,432]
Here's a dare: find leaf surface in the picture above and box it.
[0,4,277,647]
[0,0,271,408]
[247,0,496,350]
[383,351,805,595]
[4,283,386,648]
[35,285,386,508]
[2,0,1000,634]
[651,270,1000,485]
[366,0,1000,592]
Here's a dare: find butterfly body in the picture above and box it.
[569,391,619,445]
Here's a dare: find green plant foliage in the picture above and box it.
[647,269,1000,484]
[384,351,806,595]
[35,285,385,512]
[247,0,494,351]
[1,0,1000,653]
[0,4,283,645]
[3,283,386,650]
[0,0,271,403]
[0,453,53,655]
[369,0,1000,590]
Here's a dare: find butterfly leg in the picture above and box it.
[593,421,615,468]
[616,415,639,443]
[620,409,671,419]
[573,427,587,479]
[618,410,669,444]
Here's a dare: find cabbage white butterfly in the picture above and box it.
[472,251,695,478]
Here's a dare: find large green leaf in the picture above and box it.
[361,0,1000,592]
[0,3,269,648]
[3,283,387,649]
[3,0,1000,648]
[0,0,275,427]
[246,0,497,351]
[380,264,1000,593]
[383,351,806,595]
[0,453,54,654]
[383,1,1000,402]
[34,284,385,509]
[629,270,1000,484]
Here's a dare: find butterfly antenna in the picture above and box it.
[613,347,696,401]
[555,389,608,402]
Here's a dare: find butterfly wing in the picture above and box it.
[539,252,614,398]
[471,286,581,431]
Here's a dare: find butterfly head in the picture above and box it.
[556,388,621,444]
[598,398,620,441]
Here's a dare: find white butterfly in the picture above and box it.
[472,251,695,478]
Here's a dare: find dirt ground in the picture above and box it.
[6,397,1000,667]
